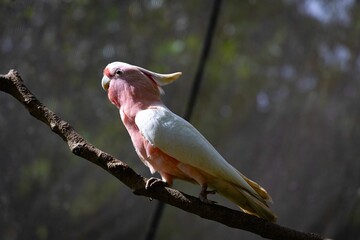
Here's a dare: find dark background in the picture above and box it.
[1,0,359,239]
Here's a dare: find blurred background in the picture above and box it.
[1,0,360,239]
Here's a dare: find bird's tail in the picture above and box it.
[210,178,277,222]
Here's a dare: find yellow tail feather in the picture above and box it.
[210,179,277,222]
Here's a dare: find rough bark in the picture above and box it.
[0,70,328,240]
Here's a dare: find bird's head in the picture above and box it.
[101,62,182,108]
[101,62,182,95]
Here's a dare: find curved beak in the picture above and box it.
[101,75,111,91]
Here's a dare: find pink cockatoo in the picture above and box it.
[101,62,276,222]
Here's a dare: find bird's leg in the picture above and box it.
[199,183,217,204]
[176,163,216,204]
[145,177,169,190]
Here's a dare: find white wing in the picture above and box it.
[135,106,257,196]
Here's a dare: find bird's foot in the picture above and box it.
[145,177,169,190]
[199,184,217,204]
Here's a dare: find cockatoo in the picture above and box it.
[101,62,276,222]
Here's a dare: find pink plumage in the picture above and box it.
[101,62,276,222]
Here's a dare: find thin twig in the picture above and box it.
[0,70,327,240]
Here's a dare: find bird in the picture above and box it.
[101,61,276,222]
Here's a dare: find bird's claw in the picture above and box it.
[199,184,217,204]
[145,177,168,190]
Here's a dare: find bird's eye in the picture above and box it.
[115,69,123,76]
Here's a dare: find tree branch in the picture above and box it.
[0,70,328,240]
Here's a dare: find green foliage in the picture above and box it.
[69,178,119,218]
[17,158,51,196]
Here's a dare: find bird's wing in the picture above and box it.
[135,106,258,197]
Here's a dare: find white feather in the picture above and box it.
[135,106,258,197]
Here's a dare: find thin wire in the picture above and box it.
[144,1,222,240]
[183,0,222,121]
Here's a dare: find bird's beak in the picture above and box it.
[138,67,182,86]
[102,75,111,91]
